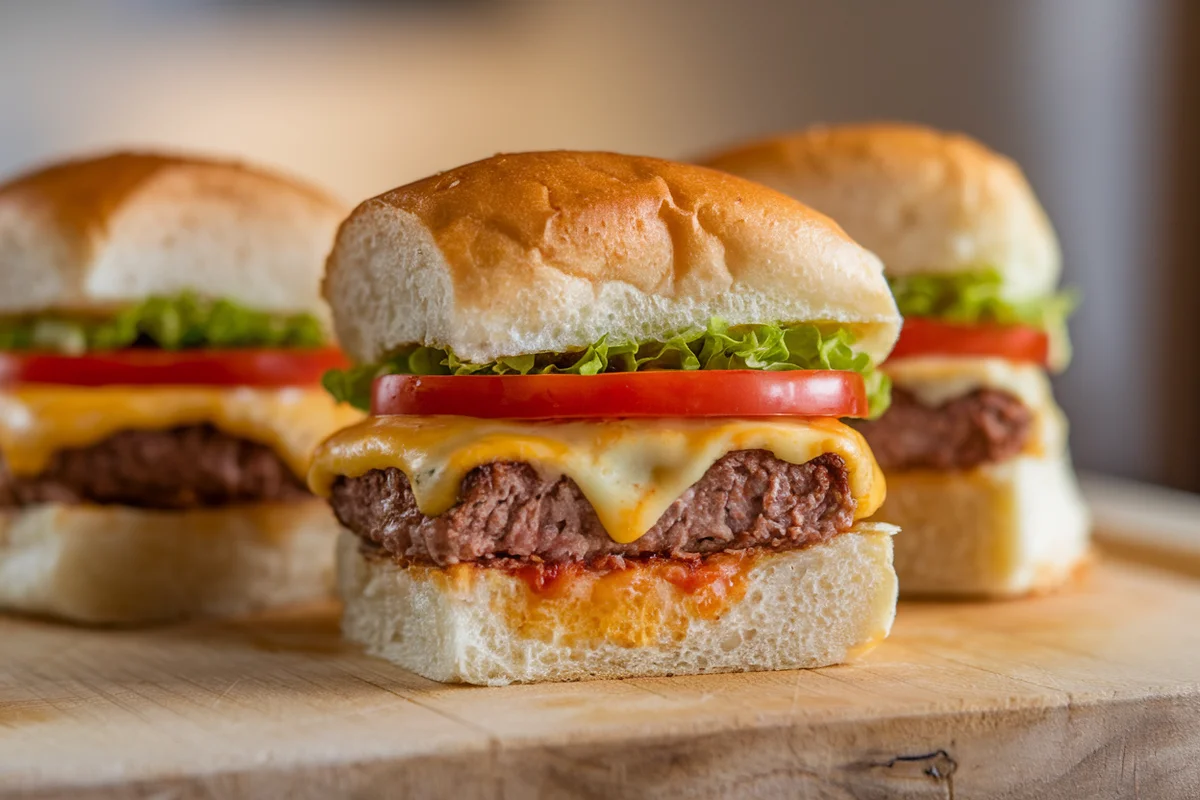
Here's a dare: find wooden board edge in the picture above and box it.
[1081,472,1200,577]
[10,692,1200,800]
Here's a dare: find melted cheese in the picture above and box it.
[308,416,885,544]
[0,386,362,479]
[884,356,1066,456]
[884,356,1053,410]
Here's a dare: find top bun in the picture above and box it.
[324,151,900,365]
[702,124,1061,298]
[0,152,346,318]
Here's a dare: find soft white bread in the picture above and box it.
[324,151,901,365]
[0,152,346,318]
[882,451,1090,597]
[702,124,1061,299]
[0,500,339,624]
[337,523,898,686]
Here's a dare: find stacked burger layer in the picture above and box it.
[310,151,904,684]
[0,128,1089,686]
[0,153,361,623]
[705,123,1089,597]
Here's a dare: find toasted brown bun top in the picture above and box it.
[324,150,900,364]
[0,152,347,316]
[702,124,1061,297]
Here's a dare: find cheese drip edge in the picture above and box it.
[308,415,885,545]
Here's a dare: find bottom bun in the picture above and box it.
[0,501,339,625]
[337,523,898,685]
[883,450,1090,598]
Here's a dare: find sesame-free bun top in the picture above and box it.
[0,152,346,317]
[324,151,900,365]
[702,124,1062,298]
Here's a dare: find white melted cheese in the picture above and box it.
[0,386,362,479]
[307,416,885,545]
[884,357,1051,409]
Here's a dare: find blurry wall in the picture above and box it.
[0,0,1177,483]
[1164,0,1200,492]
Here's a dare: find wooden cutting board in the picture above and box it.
[3,474,1200,799]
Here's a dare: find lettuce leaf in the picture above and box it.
[322,318,891,418]
[888,269,1077,366]
[0,293,327,354]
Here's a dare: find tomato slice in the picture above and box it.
[889,319,1050,365]
[371,370,868,419]
[0,347,349,388]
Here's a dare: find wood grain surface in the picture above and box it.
[3,549,1199,799]
[3,474,1199,799]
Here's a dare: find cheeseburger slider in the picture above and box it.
[312,151,902,684]
[705,124,1089,597]
[0,152,361,623]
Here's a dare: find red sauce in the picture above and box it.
[511,551,754,598]
[512,561,582,595]
[660,552,751,595]
[497,551,761,647]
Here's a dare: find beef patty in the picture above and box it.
[330,450,856,567]
[851,388,1033,471]
[0,425,309,509]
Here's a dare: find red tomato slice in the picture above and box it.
[889,319,1050,365]
[371,370,868,419]
[0,347,349,388]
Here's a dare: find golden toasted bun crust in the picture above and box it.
[324,151,900,364]
[337,523,898,685]
[0,152,347,317]
[880,451,1090,598]
[702,124,1061,297]
[0,501,339,625]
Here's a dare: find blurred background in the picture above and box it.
[0,0,1195,489]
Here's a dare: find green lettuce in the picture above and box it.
[0,293,326,353]
[888,269,1076,365]
[322,318,891,418]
